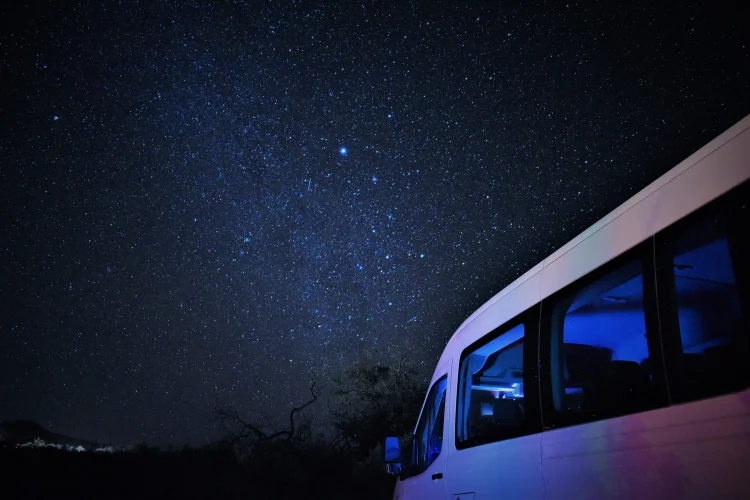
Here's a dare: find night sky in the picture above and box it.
[2,0,749,446]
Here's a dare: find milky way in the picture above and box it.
[2,0,749,445]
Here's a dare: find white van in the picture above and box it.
[384,114,750,500]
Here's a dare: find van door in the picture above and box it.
[400,362,451,500]
[446,311,545,499]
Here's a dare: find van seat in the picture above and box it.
[493,398,523,426]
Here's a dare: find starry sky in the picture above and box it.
[1,0,749,446]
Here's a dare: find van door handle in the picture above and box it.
[432,473,443,480]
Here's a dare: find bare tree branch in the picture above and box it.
[215,380,324,452]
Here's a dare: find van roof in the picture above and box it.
[439,113,750,363]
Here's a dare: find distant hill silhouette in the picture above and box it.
[0,420,99,448]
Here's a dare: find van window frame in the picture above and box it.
[653,179,750,404]
[454,304,542,451]
[538,238,670,431]
[406,374,448,478]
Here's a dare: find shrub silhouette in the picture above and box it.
[0,359,425,499]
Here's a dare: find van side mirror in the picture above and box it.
[384,436,402,475]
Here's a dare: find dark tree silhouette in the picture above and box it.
[330,357,426,459]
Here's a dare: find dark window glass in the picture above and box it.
[659,201,750,402]
[456,323,526,448]
[548,259,663,425]
[410,376,447,475]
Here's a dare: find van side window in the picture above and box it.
[411,376,447,475]
[546,257,665,426]
[456,322,526,448]
[656,184,750,403]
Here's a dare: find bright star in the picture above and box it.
[339,147,348,156]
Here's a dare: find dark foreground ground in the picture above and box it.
[0,443,395,499]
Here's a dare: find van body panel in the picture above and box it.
[445,433,545,500]
[540,389,750,499]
